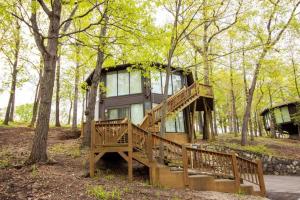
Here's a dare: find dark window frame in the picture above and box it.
[105,70,142,97]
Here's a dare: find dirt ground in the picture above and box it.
[0,126,266,200]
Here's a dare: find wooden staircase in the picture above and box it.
[140,82,213,131]
[89,82,266,197]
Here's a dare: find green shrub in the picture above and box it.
[87,185,121,200]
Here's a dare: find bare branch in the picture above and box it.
[37,0,52,16]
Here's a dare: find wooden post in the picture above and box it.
[128,120,133,182]
[147,133,153,162]
[182,146,189,186]
[90,120,96,177]
[89,151,95,177]
[256,160,266,196]
[231,153,240,191]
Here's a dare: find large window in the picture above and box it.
[161,72,173,95]
[152,103,185,132]
[108,107,129,119]
[172,74,182,93]
[151,71,162,93]
[106,72,117,97]
[107,103,144,125]
[106,70,142,97]
[274,106,291,124]
[165,111,185,132]
[131,104,144,124]
[130,71,142,94]
[118,70,129,95]
[151,72,182,94]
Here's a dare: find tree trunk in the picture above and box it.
[72,43,80,131]
[9,94,15,122]
[55,55,61,127]
[81,91,85,123]
[27,0,61,164]
[29,60,43,128]
[83,12,108,147]
[241,49,267,146]
[230,44,238,136]
[292,56,300,98]
[3,20,20,125]
[68,99,73,125]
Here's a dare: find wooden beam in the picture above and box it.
[89,152,95,177]
[118,152,128,162]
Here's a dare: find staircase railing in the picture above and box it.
[91,119,266,197]
[237,157,266,196]
[140,82,213,129]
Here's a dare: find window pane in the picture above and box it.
[118,70,129,95]
[108,109,118,119]
[281,107,291,122]
[172,74,182,93]
[118,107,129,119]
[131,104,144,124]
[162,72,172,95]
[151,71,162,94]
[130,70,142,94]
[144,101,152,113]
[274,108,283,124]
[176,111,185,132]
[166,117,176,132]
[106,72,117,97]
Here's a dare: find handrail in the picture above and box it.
[91,120,266,196]
[185,146,236,178]
[140,82,213,129]
[237,157,266,196]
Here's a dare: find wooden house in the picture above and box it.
[84,63,214,144]
[84,63,266,196]
[261,101,300,139]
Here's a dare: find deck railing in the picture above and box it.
[91,119,266,196]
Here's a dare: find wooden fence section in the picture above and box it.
[237,157,266,196]
[90,120,266,196]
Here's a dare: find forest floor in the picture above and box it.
[198,134,300,160]
[0,125,266,200]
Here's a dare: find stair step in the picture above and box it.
[240,184,254,195]
[214,179,236,193]
[188,175,215,191]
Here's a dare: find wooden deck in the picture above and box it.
[88,82,266,196]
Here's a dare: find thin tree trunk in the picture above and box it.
[268,86,277,138]
[68,99,73,125]
[55,55,61,127]
[292,56,300,98]
[9,94,15,122]
[81,90,85,123]
[3,20,20,125]
[83,10,108,147]
[29,58,43,127]
[27,0,61,164]
[230,42,238,136]
[72,43,80,131]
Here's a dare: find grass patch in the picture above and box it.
[86,185,121,200]
[242,144,273,155]
[31,164,39,177]
[0,121,29,128]
[0,149,12,168]
[49,143,81,158]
